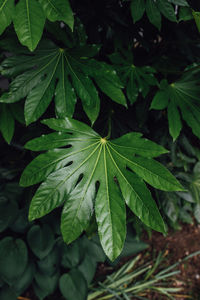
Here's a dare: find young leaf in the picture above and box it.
[109,51,157,104]
[13,0,46,51]
[150,76,200,140]
[39,0,74,31]
[0,0,15,34]
[20,117,184,260]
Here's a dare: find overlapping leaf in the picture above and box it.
[0,43,126,125]
[0,0,74,51]
[109,50,157,104]
[150,75,200,141]
[131,0,189,29]
[20,117,183,260]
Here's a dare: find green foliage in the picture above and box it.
[0,0,200,284]
[0,0,74,51]
[19,117,184,260]
[151,75,200,141]
[0,41,125,125]
[131,0,189,29]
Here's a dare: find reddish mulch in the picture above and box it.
[141,223,200,299]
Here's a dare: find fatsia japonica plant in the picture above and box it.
[0,0,200,261]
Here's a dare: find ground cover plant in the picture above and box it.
[1,0,200,299]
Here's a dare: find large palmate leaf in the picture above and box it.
[0,0,74,51]
[0,42,125,125]
[150,75,200,141]
[131,0,189,29]
[20,118,183,260]
[109,50,157,104]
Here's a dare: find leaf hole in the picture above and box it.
[75,173,84,187]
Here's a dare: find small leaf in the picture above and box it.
[192,10,200,33]
[13,0,46,51]
[150,90,169,110]
[39,0,74,31]
[167,99,182,141]
[0,104,15,144]
[146,0,162,30]
[131,0,145,23]
[157,0,177,22]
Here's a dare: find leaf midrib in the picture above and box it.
[0,0,8,12]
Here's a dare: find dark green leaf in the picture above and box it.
[131,0,145,23]
[146,0,162,30]
[59,270,87,300]
[39,0,74,31]
[0,237,28,284]
[0,104,15,144]
[27,224,55,259]
[157,0,177,22]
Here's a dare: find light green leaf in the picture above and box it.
[0,0,15,34]
[20,118,184,260]
[39,0,74,31]
[131,0,145,23]
[146,0,162,30]
[13,0,45,51]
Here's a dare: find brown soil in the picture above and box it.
[141,223,200,299]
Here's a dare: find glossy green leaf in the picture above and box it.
[0,43,124,125]
[0,104,15,144]
[146,0,161,30]
[39,0,74,31]
[13,0,46,51]
[20,118,183,260]
[0,0,15,34]
[131,0,145,23]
